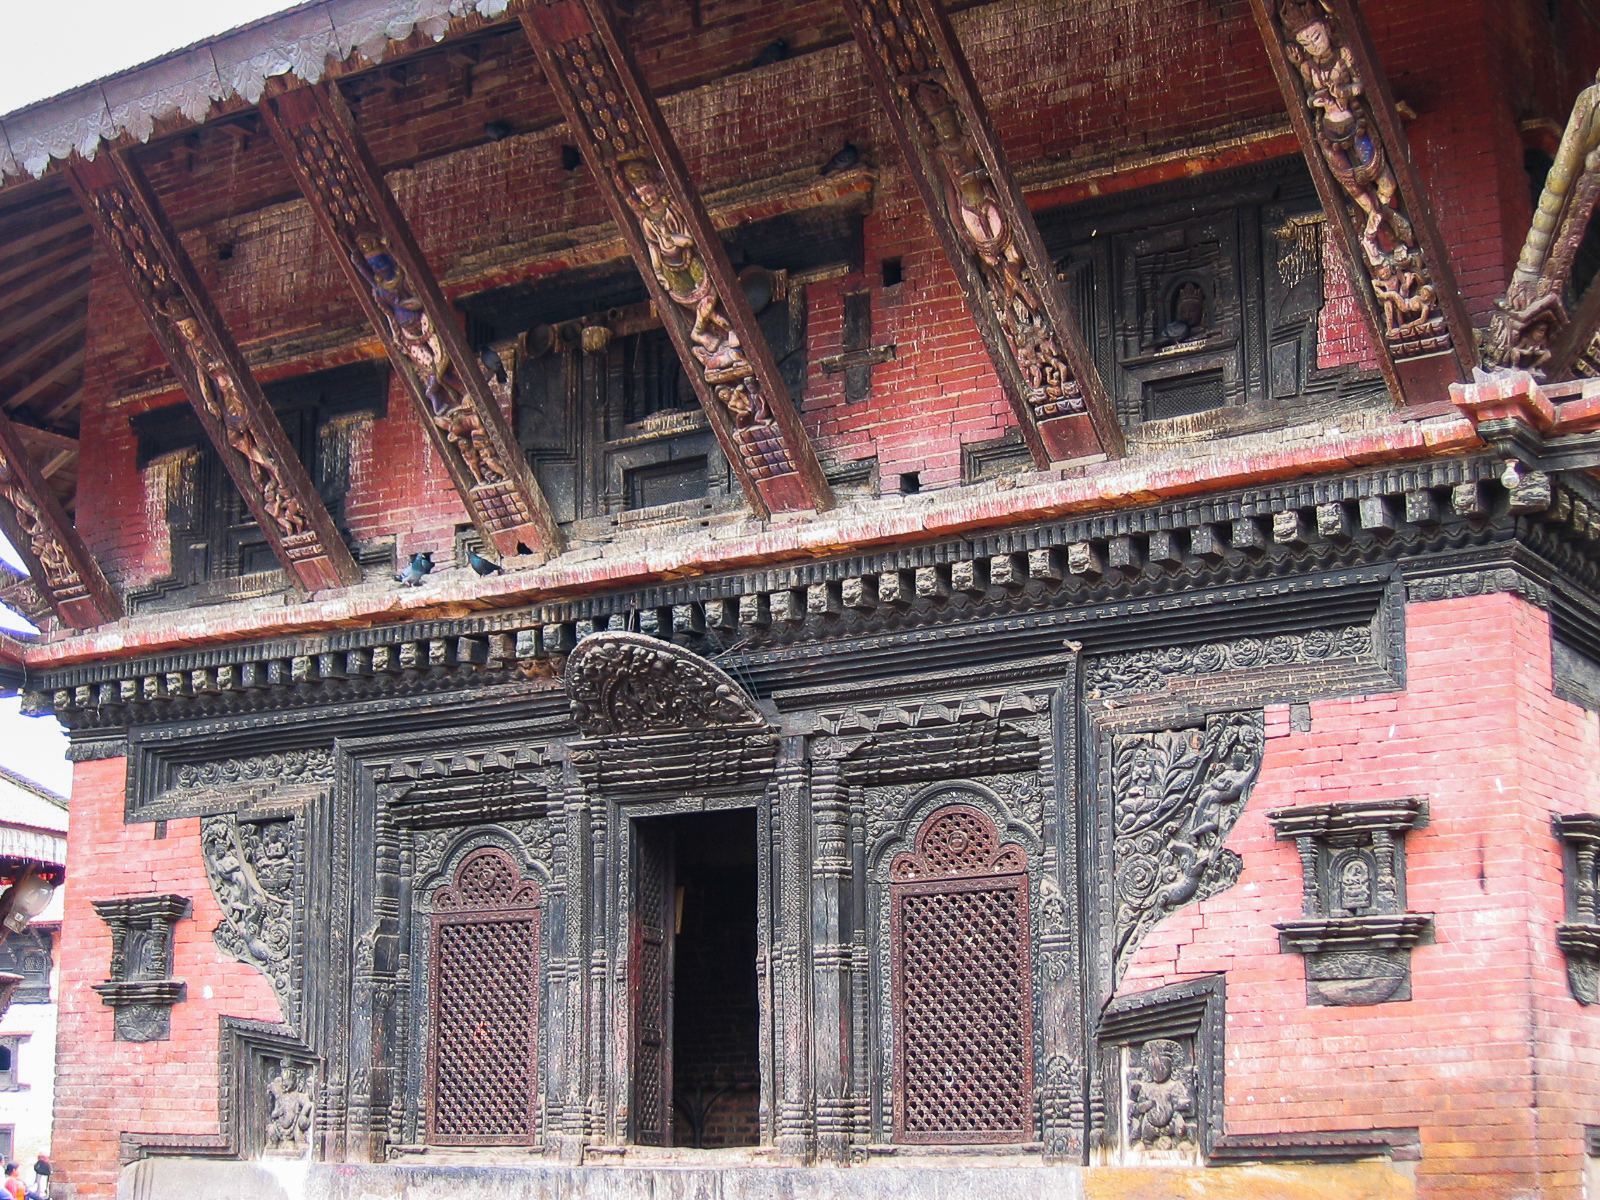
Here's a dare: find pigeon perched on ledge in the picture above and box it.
[820,142,859,177]
[396,551,434,587]
[467,550,504,576]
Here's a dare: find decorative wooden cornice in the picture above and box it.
[0,411,119,628]
[839,0,1123,464]
[518,0,834,519]
[67,154,360,594]
[259,84,564,562]
[1247,0,1475,405]
[1489,72,1600,379]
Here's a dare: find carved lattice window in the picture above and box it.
[427,847,541,1146]
[890,804,1033,1143]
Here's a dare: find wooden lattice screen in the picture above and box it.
[427,847,541,1146]
[890,804,1033,1143]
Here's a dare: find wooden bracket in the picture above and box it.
[1248,0,1475,405]
[0,411,119,628]
[67,154,361,594]
[260,84,566,561]
[520,0,834,518]
[840,0,1124,464]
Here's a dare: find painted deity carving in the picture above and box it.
[350,231,505,485]
[0,454,81,595]
[1127,1038,1197,1150]
[161,295,308,536]
[1278,0,1447,356]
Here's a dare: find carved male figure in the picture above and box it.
[1127,1038,1196,1149]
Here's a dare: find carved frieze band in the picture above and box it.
[67,154,359,593]
[840,0,1123,462]
[1110,713,1265,980]
[1489,72,1600,377]
[520,0,834,517]
[260,85,563,561]
[1088,625,1374,698]
[202,813,301,1026]
[0,411,119,628]
[1248,0,1474,402]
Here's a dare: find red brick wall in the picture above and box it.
[1120,592,1600,1200]
[50,759,283,1200]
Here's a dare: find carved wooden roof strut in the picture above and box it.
[519,0,835,519]
[1247,0,1476,406]
[839,0,1124,464]
[259,84,566,562]
[66,153,361,595]
[0,408,119,629]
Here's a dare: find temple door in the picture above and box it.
[631,820,675,1145]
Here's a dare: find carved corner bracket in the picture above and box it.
[520,0,835,518]
[1247,0,1474,405]
[1554,812,1600,1004]
[91,894,191,1042]
[839,0,1123,462]
[66,153,360,593]
[259,84,564,561]
[1097,974,1225,1163]
[202,813,302,1027]
[1269,796,1432,1005]
[0,411,120,628]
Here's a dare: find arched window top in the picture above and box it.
[891,804,1026,882]
[434,847,541,914]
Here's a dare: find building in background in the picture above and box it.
[0,1,1599,1198]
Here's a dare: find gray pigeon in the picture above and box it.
[820,142,860,177]
[467,550,504,576]
[396,551,435,587]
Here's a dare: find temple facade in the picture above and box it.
[0,0,1598,1197]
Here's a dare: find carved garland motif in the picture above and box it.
[1271,0,1449,360]
[564,631,766,736]
[850,0,1085,426]
[202,814,298,1020]
[546,33,798,484]
[1088,625,1373,698]
[1111,712,1265,978]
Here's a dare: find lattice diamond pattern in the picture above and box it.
[921,808,999,874]
[431,916,537,1142]
[898,884,1030,1137]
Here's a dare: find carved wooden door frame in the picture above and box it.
[628,817,675,1145]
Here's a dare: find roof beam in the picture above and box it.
[0,213,89,263]
[0,237,89,295]
[67,152,361,593]
[0,408,118,628]
[39,386,84,426]
[0,321,82,390]
[0,278,89,347]
[840,0,1124,463]
[1247,0,1475,405]
[3,347,84,414]
[518,1,834,517]
[260,84,568,559]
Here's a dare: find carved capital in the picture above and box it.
[0,412,119,627]
[67,154,359,593]
[1248,0,1474,403]
[520,1,834,517]
[260,84,564,560]
[840,0,1123,461]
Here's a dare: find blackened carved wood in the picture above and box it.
[629,820,673,1146]
[1554,813,1600,1004]
[91,894,190,1042]
[67,155,360,593]
[260,85,564,561]
[840,0,1124,462]
[1248,0,1475,404]
[519,0,834,518]
[0,409,119,627]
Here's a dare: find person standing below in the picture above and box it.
[27,1155,46,1200]
[2,1162,25,1200]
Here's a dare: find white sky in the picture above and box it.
[0,0,297,116]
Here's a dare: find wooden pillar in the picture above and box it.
[519,0,834,519]
[840,0,1124,464]
[68,154,360,594]
[809,759,853,1163]
[259,85,565,562]
[0,412,119,628]
[1247,0,1476,405]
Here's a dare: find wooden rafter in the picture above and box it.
[260,83,568,560]
[1247,0,1474,405]
[839,0,1124,462]
[67,152,361,593]
[4,348,85,414]
[0,407,117,628]
[519,0,835,516]
[39,387,84,425]
[0,280,89,347]
[0,319,83,387]
[0,213,89,262]
[0,237,90,294]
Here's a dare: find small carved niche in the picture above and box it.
[1269,798,1432,1006]
[90,894,191,1041]
[1097,974,1224,1165]
[1554,814,1600,1004]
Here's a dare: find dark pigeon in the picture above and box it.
[752,39,789,68]
[820,142,859,177]
[467,550,504,577]
[396,551,435,587]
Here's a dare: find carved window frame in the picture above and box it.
[888,802,1034,1145]
[425,845,543,1148]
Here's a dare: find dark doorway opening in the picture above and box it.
[631,809,760,1148]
